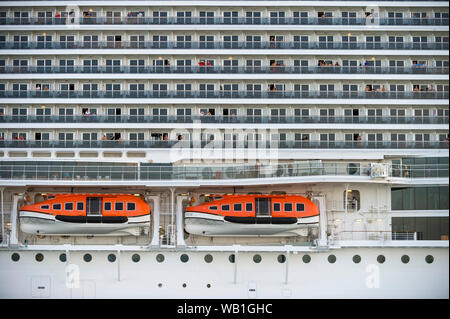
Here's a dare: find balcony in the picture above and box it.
[1,90,448,100]
[1,41,448,50]
[0,162,447,182]
[1,115,448,125]
[1,17,448,26]
[0,140,448,150]
[1,65,448,75]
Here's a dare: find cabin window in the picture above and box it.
[40,205,49,209]
[233,203,242,211]
[64,202,73,210]
[221,204,230,211]
[76,202,84,211]
[52,203,61,210]
[115,202,124,211]
[245,203,253,212]
[104,202,112,211]
[127,202,136,211]
[273,203,281,212]
[296,203,305,212]
[209,206,218,210]
[284,203,293,212]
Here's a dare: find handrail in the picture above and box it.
[1,17,448,26]
[1,66,448,75]
[1,91,448,99]
[1,115,448,125]
[1,41,448,50]
[0,140,449,150]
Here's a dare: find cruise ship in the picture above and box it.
[0,0,448,299]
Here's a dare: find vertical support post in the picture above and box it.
[233,245,239,284]
[0,187,5,246]
[117,249,121,282]
[147,195,161,248]
[314,196,328,247]
[284,246,291,285]
[176,194,188,248]
[10,194,22,246]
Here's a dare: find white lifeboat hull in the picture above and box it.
[19,211,150,236]
[184,212,319,236]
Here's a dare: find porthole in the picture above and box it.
[180,254,189,263]
[35,253,44,262]
[83,253,92,262]
[401,255,410,264]
[328,254,336,264]
[182,283,187,288]
[158,283,163,288]
[59,253,67,262]
[132,254,140,263]
[277,254,286,263]
[425,255,434,264]
[302,254,311,263]
[228,254,235,263]
[156,254,165,263]
[353,255,361,264]
[108,254,116,263]
[253,254,262,263]
[377,255,385,264]
[11,253,20,262]
[206,284,211,288]
[204,254,213,263]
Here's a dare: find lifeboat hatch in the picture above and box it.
[255,198,271,217]
[87,197,101,216]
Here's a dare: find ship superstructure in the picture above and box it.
[0,0,448,299]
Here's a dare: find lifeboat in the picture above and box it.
[19,194,150,236]
[185,194,319,236]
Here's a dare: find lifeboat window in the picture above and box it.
[284,203,293,212]
[127,202,136,211]
[104,202,112,211]
[40,205,49,210]
[296,203,305,212]
[245,203,253,212]
[233,203,242,211]
[47,195,56,199]
[52,203,61,210]
[76,202,84,211]
[273,203,281,212]
[221,204,230,211]
[115,202,124,211]
[64,202,73,211]
[209,206,218,210]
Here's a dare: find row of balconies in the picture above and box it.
[1,90,447,100]
[1,65,448,75]
[1,162,447,182]
[1,16,448,26]
[1,40,447,51]
[1,115,448,125]
[0,140,448,150]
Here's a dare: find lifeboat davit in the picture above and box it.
[185,194,319,236]
[19,194,150,236]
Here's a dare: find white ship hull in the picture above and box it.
[0,248,448,299]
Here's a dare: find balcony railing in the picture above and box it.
[1,115,448,125]
[1,91,448,100]
[0,140,448,150]
[1,41,448,50]
[1,17,448,26]
[1,66,448,75]
[0,162,447,182]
